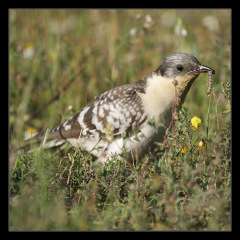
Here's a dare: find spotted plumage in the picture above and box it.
[49,79,147,140]
[25,53,214,163]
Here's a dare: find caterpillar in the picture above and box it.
[206,70,213,96]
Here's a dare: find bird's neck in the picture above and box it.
[137,73,198,125]
[176,75,199,103]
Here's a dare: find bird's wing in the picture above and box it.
[46,80,147,142]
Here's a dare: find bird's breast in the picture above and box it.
[137,74,176,124]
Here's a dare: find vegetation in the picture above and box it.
[9,9,231,231]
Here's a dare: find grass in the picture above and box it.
[9,9,231,231]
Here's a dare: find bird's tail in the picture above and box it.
[10,129,66,172]
[22,129,66,152]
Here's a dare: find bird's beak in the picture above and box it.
[199,65,215,74]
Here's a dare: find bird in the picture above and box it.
[25,53,215,164]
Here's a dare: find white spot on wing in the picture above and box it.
[92,105,105,133]
[78,106,90,134]
[104,104,110,111]
[99,106,105,118]
[64,125,71,131]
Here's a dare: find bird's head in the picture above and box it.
[155,53,215,101]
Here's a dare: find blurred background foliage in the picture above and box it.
[9,9,230,143]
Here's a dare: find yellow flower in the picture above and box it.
[105,124,114,142]
[27,127,37,135]
[105,124,113,134]
[225,104,231,110]
[23,42,35,59]
[199,140,206,149]
[191,116,201,129]
[181,145,188,153]
[24,127,37,140]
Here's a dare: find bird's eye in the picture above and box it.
[177,64,184,71]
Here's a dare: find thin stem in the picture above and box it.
[206,94,212,152]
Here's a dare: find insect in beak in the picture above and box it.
[206,70,213,96]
